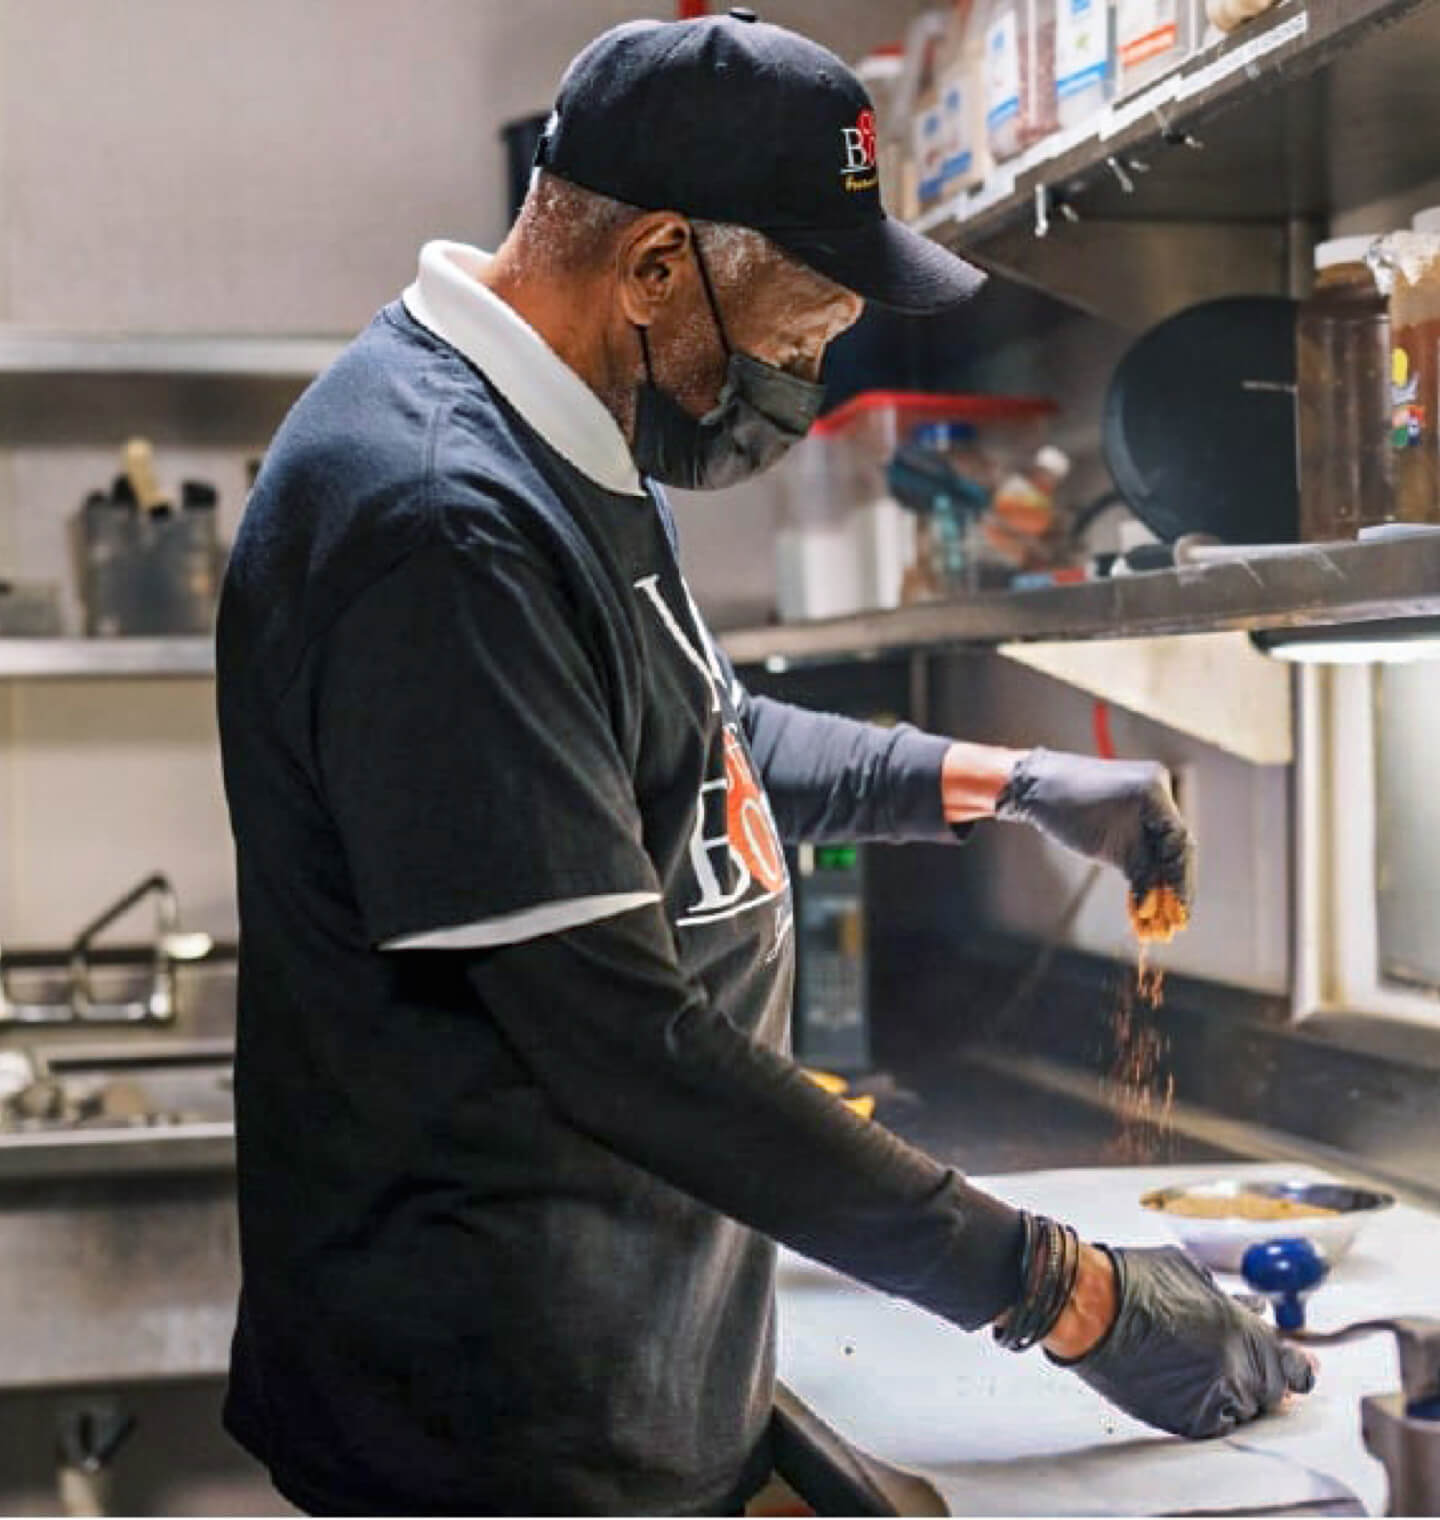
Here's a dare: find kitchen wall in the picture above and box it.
[0,0,924,949]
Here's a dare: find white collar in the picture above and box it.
[402,240,644,498]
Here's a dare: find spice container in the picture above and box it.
[984,0,1058,163]
[1368,232,1440,526]
[1296,236,1393,542]
[1056,0,1114,129]
[1116,0,1193,97]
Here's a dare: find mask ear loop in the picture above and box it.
[690,232,734,356]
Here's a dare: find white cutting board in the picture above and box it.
[777,1163,1440,1515]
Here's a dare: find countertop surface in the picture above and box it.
[777,1161,1440,1517]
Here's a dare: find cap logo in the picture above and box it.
[839,107,879,192]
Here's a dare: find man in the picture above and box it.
[217,12,1312,1516]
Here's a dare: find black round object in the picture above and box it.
[1103,296,1299,545]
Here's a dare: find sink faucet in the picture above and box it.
[0,873,213,1027]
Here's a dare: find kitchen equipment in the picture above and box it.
[1103,296,1299,545]
[0,579,63,636]
[1241,1236,1330,1329]
[1139,1177,1395,1273]
[1240,1240,1440,1518]
[791,844,869,1075]
[78,445,223,636]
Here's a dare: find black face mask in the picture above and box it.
[631,240,826,491]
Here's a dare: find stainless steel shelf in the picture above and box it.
[916,0,1434,249]
[0,637,214,680]
[0,332,345,377]
[719,535,1440,668]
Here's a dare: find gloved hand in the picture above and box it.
[996,748,1194,911]
[1056,1245,1316,1439]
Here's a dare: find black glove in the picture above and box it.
[996,748,1194,908]
[1056,1245,1316,1439]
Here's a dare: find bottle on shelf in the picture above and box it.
[982,445,1071,568]
[1115,0,1194,98]
[1055,0,1115,129]
[984,0,1058,164]
[1296,236,1393,542]
[1368,228,1440,526]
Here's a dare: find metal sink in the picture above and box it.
[0,1036,235,1181]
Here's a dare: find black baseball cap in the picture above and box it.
[534,8,986,315]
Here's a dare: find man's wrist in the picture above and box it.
[941,741,1028,825]
[1043,1242,1119,1361]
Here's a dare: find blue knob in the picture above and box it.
[1241,1238,1330,1331]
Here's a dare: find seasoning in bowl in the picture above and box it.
[1143,1191,1340,1222]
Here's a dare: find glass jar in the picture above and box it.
[1296,236,1393,542]
[1369,232,1440,526]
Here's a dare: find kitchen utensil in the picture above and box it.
[1103,296,1299,545]
[122,437,172,518]
[1139,1178,1395,1273]
[78,459,223,636]
[1241,1236,1330,1329]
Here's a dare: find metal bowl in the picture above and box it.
[1140,1178,1395,1273]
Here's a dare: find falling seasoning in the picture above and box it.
[1104,900,1180,1162]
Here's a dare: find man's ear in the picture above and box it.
[617,214,692,328]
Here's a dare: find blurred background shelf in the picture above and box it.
[0,637,214,680]
[719,534,1440,668]
[0,332,345,377]
[916,0,1440,328]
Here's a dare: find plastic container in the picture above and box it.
[1297,235,1393,542]
[896,421,998,601]
[984,0,1058,164]
[775,391,1055,622]
[1368,231,1440,526]
[1055,0,1114,129]
[1116,0,1193,97]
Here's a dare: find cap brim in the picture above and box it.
[768,215,986,315]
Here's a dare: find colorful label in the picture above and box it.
[1118,0,1179,68]
[1392,345,1424,449]
[1057,0,1111,98]
[986,7,1022,130]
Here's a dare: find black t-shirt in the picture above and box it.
[217,299,1022,1515]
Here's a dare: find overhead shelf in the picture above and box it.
[718,534,1440,669]
[0,332,345,378]
[0,638,214,680]
[916,0,1433,245]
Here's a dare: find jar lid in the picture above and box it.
[1035,445,1071,480]
[1413,206,1440,236]
[1314,235,1380,271]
